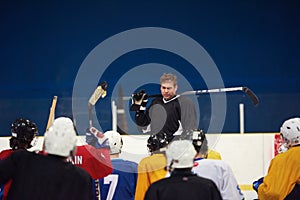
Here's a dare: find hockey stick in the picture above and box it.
[88,81,108,200]
[129,86,259,106]
[181,86,259,106]
[46,96,58,131]
[88,81,108,128]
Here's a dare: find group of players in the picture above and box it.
[1,73,300,199]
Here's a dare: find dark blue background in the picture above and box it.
[0,1,299,135]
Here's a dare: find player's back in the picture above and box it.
[193,158,244,200]
[0,150,94,200]
[100,158,138,200]
[74,145,112,179]
[134,153,167,200]
[145,173,222,200]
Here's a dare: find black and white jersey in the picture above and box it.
[135,95,197,140]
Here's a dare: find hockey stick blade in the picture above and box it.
[88,81,108,127]
[89,81,108,106]
[242,87,259,106]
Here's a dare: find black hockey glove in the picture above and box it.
[130,90,148,111]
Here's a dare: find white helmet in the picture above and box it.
[104,130,123,155]
[44,117,77,157]
[280,117,300,147]
[166,140,196,169]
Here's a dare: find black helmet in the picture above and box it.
[147,132,169,153]
[192,129,208,154]
[10,118,38,150]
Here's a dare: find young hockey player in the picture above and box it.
[0,118,38,200]
[134,132,169,200]
[192,129,244,200]
[80,127,113,200]
[98,130,138,200]
[74,127,112,179]
[253,117,300,199]
[144,140,222,200]
[0,117,94,200]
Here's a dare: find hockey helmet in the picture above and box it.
[166,140,196,169]
[147,132,169,153]
[11,118,38,141]
[280,117,300,147]
[44,117,77,157]
[192,129,208,154]
[104,130,123,155]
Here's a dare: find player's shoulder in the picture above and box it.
[152,96,164,104]
[139,153,163,165]
[196,158,230,169]
[271,147,298,164]
[0,149,13,159]
[122,159,138,166]
[139,155,152,164]
[114,158,138,168]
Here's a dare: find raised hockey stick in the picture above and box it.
[88,81,108,128]
[46,96,58,131]
[130,86,259,106]
[88,81,108,200]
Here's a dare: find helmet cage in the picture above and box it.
[147,132,169,153]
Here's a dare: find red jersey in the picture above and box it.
[72,145,112,179]
[0,149,14,200]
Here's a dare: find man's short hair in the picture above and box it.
[160,73,177,86]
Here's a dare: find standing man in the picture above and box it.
[253,117,300,200]
[0,117,94,200]
[99,130,138,200]
[0,118,38,200]
[144,140,222,200]
[131,73,197,142]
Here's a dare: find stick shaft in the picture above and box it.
[46,96,58,131]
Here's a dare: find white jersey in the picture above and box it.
[192,158,244,200]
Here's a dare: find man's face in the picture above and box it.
[160,81,177,100]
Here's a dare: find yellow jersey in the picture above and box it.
[134,153,167,200]
[258,146,300,200]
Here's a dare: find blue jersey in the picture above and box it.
[98,158,138,200]
[0,184,4,200]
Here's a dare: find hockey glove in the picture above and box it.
[85,127,109,149]
[130,90,148,111]
[253,177,264,192]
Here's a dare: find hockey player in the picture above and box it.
[0,117,94,200]
[134,132,169,200]
[253,117,300,199]
[131,73,197,142]
[78,127,113,200]
[97,130,138,200]
[0,118,38,200]
[74,127,112,179]
[144,140,222,200]
[191,129,244,200]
